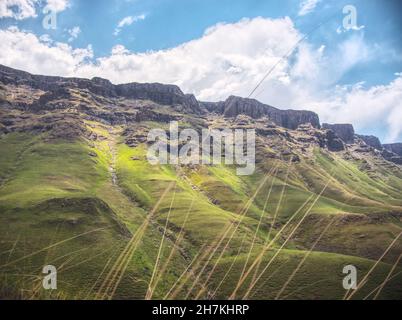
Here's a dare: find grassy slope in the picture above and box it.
[0,122,401,299]
[211,249,402,300]
[0,130,188,299]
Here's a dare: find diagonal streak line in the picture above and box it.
[275,216,337,299]
[107,183,176,300]
[164,242,208,300]
[0,227,110,269]
[250,161,291,291]
[152,197,195,298]
[363,270,402,300]
[95,182,175,300]
[210,233,248,299]
[372,254,402,300]
[248,13,338,99]
[241,176,332,300]
[146,185,177,299]
[227,192,314,299]
[345,231,402,300]
[174,171,272,300]
[230,164,281,298]
[192,173,271,299]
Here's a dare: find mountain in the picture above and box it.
[384,143,402,156]
[0,65,401,300]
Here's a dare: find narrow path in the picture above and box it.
[108,129,119,187]
[100,128,194,298]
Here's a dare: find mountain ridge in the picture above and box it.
[0,64,320,129]
[1,64,402,300]
[1,64,401,162]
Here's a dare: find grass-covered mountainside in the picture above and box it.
[0,64,401,300]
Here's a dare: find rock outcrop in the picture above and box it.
[357,135,382,150]
[381,149,402,165]
[202,96,321,130]
[1,63,402,166]
[0,64,321,130]
[0,64,201,114]
[322,123,355,144]
[383,143,402,156]
[326,130,345,152]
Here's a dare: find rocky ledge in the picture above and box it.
[1,64,402,165]
[0,64,201,114]
[322,123,355,144]
[383,143,402,157]
[0,64,319,130]
[356,135,383,150]
[201,96,320,130]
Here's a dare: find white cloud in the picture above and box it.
[39,33,52,43]
[0,27,93,76]
[114,14,146,36]
[0,0,69,20]
[309,78,402,143]
[0,18,401,142]
[67,26,81,42]
[45,0,69,13]
[97,17,301,100]
[0,0,38,20]
[298,0,320,16]
[337,25,365,34]
[111,44,130,55]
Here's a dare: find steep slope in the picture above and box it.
[0,65,401,300]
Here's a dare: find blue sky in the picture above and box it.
[0,0,402,142]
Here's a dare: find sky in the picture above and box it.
[0,0,402,142]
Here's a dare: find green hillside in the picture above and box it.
[1,120,401,300]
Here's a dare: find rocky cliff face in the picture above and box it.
[383,143,402,156]
[0,64,320,127]
[325,130,345,152]
[357,135,383,150]
[322,123,355,144]
[1,64,402,167]
[202,96,321,130]
[0,64,201,114]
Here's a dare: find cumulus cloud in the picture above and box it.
[67,26,81,42]
[0,26,93,76]
[114,14,146,36]
[92,17,300,101]
[298,0,321,16]
[0,18,401,142]
[0,0,38,20]
[0,0,69,19]
[45,0,69,13]
[310,78,402,143]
